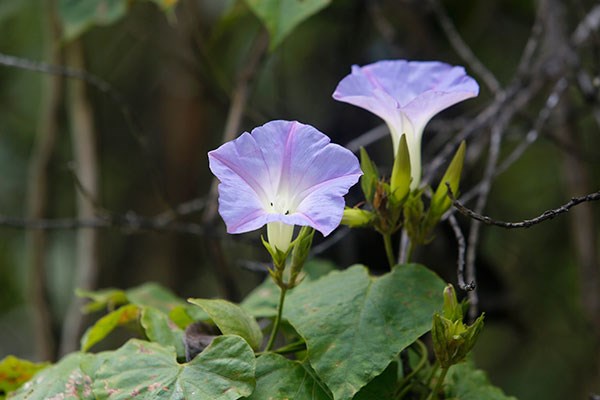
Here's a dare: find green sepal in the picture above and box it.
[390,134,411,206]
[432,304,485,369]
[261,235,289,270]
[289,226,315,287]
[430,141,466,220]
[341,207,374,228]
[359,147,379,204]
[402,190,429,244]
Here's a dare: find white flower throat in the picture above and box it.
[265,189,297,252]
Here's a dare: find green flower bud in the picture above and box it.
[432,283,485,368]
[442,284,463,322]
[359,147,379,204]
[341,207,374,228]
[390,134,411,205]
[289,226,315,287]
[429,141,466,221]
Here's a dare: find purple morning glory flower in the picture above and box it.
[208,120,362,251]
[333,60,479,188]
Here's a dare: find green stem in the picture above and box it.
[405,240,415,264]
[426,366,449,400]
[265,285,287,351]
[395,340,429,398]
[383,233,396,268]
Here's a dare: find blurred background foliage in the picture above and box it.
[0,0,599,399]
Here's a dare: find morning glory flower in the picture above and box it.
[333,60,479,189]
[208,120,362,252]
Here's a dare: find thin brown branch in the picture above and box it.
[448,214,475,292]
[429,0,501,94]
[448,184,600,229]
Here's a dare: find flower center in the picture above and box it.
[268,192,295,216]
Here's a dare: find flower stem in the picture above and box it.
[265,285,288,351]
[426,365,449,400]
[383,233,396,268]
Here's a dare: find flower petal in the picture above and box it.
[208,120,362,236]
[333,60,479,130]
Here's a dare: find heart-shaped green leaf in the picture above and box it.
[246,353,333,399]
[285,264,445,399]
[91,336,255,399]
[188,298,263,351]
[140,306,185,359]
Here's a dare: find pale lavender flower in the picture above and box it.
[208,120,362,251]
[333,60,479,188]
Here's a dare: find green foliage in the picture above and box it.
[80,303,140,351]
[445,361,517,400]
[58,0,178,41]
[285,264,445,399]
[188,298,263,351]
[244,0,332,50]
[9,337,255,400]
[89,337,255,399]
[247,353,332,399]
[58,0,128,41]
[79,283,193,356]
[140,306,185,358]
[0,356,49,399]
[7,353,95,400]
[6,263,516,400]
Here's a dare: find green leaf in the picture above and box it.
[241,259,337,318]
[76,287,128,313]
[285,264,445,400]
[188,298,263,351]
[7,353,94,400]
[0,356,49,397]
[244,0,331,50]
[140,307,185,359]
[353,362,398,400]
[58,0,128,41]
[241,277,280,318]
[80,304,141,351]
[445,361,517,400]
[90,337,255,399]
[246,353,333,399]
[126,282,187,313]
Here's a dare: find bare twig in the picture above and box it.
[429,0,501,94]
[448,185,600,229]
[448,214,474,291]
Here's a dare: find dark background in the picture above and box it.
[0,0,599,399]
